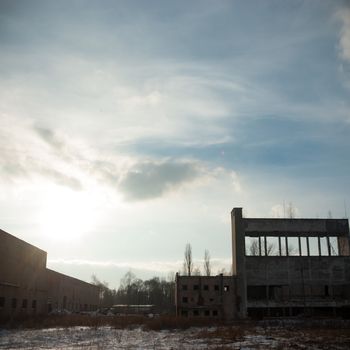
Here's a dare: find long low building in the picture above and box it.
[0,229,100,318]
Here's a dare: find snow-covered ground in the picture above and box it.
[0,324,349,349]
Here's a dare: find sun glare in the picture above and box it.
[38,186,99,242]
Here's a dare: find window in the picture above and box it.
[193,285,199,290]
[0,297,5,308]
[193,310,199,316]
[182,285,188,291]
[224,285,230,292]
[32,300,37,309]
[214,285,219,291]
[209,298,214,302]
[204,310,210,316]
[22,299,27,308]
[182,297,188,303]
[203,285,209,291]
[213,310,218,316]
[181,310,188,317]
[12,298,17,309]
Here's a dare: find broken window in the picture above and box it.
[212,310,218,316]
[320,237,329,256]
[329,237,339,256]
[193,310,199,316]
[193,285,199,291]
[203,285,209,291]
[224,285,230,292]
[288,237,299,256]
[309,237,319,256]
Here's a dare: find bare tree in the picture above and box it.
[183,243,193,276]
[203,249,211,276]
[248,240,259,255]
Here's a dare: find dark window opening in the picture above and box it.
[193,310,199,316]
[209,298,214,302]
[32,300,37,309]
[182,297,188,303]
[193,285,199,290]
[181,310,188,317]
[182,285,188,291]
[247,286,267,300]
[0,297,5,307]
[204,310,210,316]
[203,285,209,291]
[22,299,27,308]
[213,310,218,316]
[214,285,219,291]
[12,298,17,309]
[224,285,230,292]
[325,285,329,297]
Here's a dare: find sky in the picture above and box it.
[1,0,350,288]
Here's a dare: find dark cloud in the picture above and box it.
[34,126,64,150]
[118,160,200,201]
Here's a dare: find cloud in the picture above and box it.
[48,257,232,275]
[118,160,201,201]
[337,7,350,62]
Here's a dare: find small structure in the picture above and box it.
[175,274,237,320]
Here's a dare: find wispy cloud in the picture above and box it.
[337,7,350,62]
[48,257,231,274]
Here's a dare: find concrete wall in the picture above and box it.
[47,269,99,312]
[175,274,237,320]
[231,208,350,317]
[0,229,48,317]
[0,229,100,318]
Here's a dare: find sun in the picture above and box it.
[38,186,99,242]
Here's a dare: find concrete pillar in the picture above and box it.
[278,236,281,256]
[318,236,321,256]
[258,236,262,256]
[231,208,247,319]
[327,236,331,256]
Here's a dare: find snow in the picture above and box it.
[0,324,349,349]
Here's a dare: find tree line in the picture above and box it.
[91,272,175,313]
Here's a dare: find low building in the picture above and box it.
[175,274,237,320]
[0,229,100,318]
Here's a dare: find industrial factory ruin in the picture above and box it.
[176,208,350,319]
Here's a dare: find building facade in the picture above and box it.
[0,229,100,319]
[176,208,350,319]
[175,274,237,319]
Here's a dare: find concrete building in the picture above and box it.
[175,274,237,319]
[0,229,100,319]
[176,208,350,319]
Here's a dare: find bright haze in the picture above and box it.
[1,0,350,288]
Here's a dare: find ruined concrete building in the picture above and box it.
[175,208,350,319]
[0,229,100,318]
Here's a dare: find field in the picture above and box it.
[0,316,350,349]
